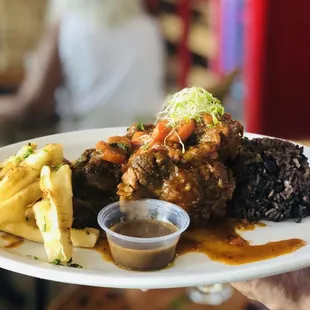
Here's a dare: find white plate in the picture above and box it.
[0,128,309,289]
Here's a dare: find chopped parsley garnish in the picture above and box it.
[53,164,63,171]
[51,258,83,269]
[23,147,34,159]
[141,144,150,151]
[136,123,145,131]
[28,255,38,260]
[15,157,22,164]
[67,262,83,269]
[42,220,47,232]
[52,259,61,265]
[110,143,128,152]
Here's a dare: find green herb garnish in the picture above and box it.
[67,262,83,269]
[157,87,224,127]
[136,123,145,131]
[42,219,47,232]
[53,164,63,171]
[23,147,34,159]
[15,157,22,164]
[51,258,83,269]
[110,143,128,152]
[52,259,61,265]
[141,144,150,151]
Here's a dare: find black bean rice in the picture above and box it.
[228,137,310,223]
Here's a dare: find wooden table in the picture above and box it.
[48,286,249,310]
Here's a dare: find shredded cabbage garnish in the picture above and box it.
[156,87,225,127]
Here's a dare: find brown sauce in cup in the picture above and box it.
[111,219,177,238]
[108,219,179,271]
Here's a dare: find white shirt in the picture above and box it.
[55,12,165,131]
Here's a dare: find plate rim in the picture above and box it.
[0,245,309,289]
[0,128,309,289]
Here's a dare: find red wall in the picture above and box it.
[245,0,310,139]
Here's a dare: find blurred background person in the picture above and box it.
[0,0,166,132]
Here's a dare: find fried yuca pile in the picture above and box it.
[0,143,99,264]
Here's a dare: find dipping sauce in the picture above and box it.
[108,219,179,271]
[97,199,190,271]
[111,219,178,238]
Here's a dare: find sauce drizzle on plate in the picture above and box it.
[176,219,305,265]
[96,219,306,266]
[1,233,24,249]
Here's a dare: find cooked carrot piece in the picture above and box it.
[132,131,146,142]
[131,131,150,149]
[203,113,213,125]
[96,141,126,164]
[168,119,196,143]
[151,121,171,142]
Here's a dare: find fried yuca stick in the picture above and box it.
[0,144,63,202]
[25,205,100,248]
[24,204,37,228]
[69,227,100,248]
[33,165,73,263]
[0,181,41,225]
[0,222,99,248]
[0,143,37,179]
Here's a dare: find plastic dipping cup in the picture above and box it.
[97,199,190,271]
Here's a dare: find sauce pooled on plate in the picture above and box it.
[97,219,306,266]
[176,219,305,264]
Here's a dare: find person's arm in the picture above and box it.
[0,23,62,123]
[232,268,310,310]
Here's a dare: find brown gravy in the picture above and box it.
[107,219,178,271]
[96,219,306,267]
[177,219,305,265]
[111,219,178,238]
